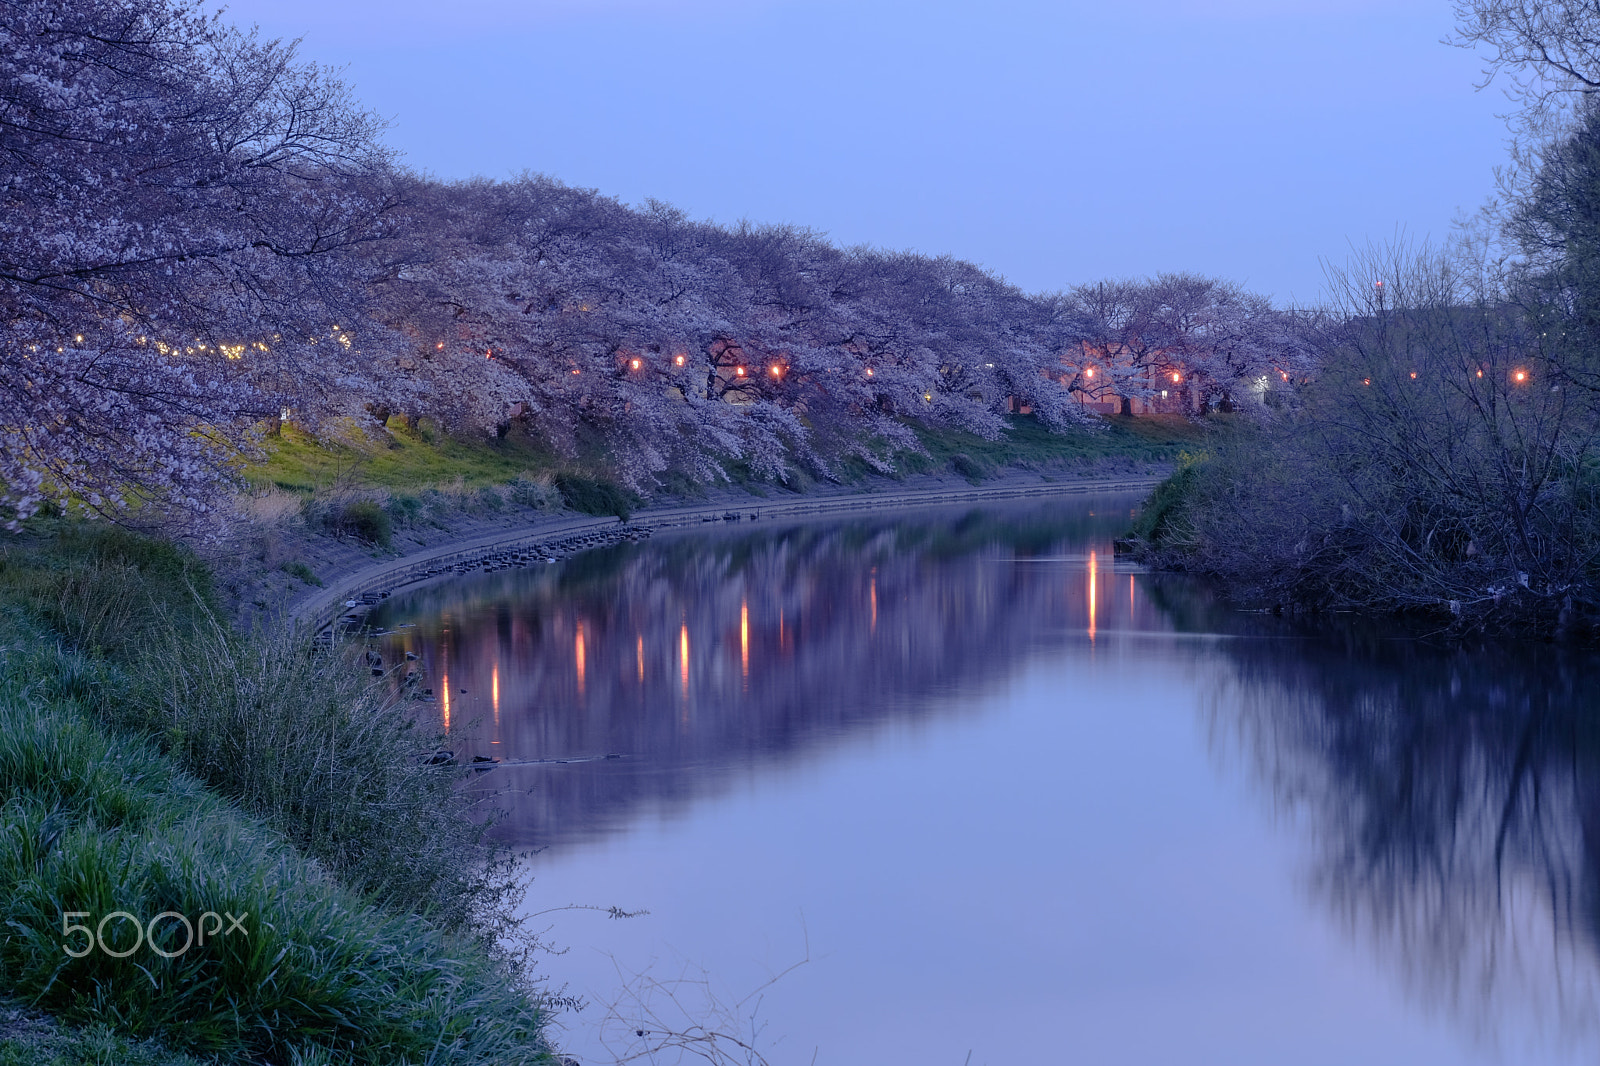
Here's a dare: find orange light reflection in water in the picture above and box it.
[679,624,690,694]
[575,624,586,697]
[1087,550,1097,643]
[441,674,450,733]
[492,666,499,725]
[870,573,877,633]
[637,634,645,683]
[740,601,749,680]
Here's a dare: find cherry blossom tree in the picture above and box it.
[1060,274,1314,412]
[0,0,398,524]
[4,0,1308,517]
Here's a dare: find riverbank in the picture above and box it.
[261,469,1166,635]
[0,527,554,1065]
[222,411,1201,631]
[1124,424,1600,643]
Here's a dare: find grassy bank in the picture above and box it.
[901,413,1202,481]
[251,412,1204,502]
[251,419,560,496]
[0,526,553,1064]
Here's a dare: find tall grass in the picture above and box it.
[0,683,547,1061]
[553,473,634,519]
[2,525,516,932]
[121,617,514,930]
[0,526,555,1062]
[0,525,215,657]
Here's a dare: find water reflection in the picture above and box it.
[369,497,1152,847]
[368,495,1600,1061]
[1196,607,1600,1058]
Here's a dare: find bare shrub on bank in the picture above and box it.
[1161,243,1600,634]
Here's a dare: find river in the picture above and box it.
[368,492,1600,1066]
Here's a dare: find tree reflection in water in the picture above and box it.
[368,499,1600,1058]
[1187,588,1600,1058]
[368,496,1155,848]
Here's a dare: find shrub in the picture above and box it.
[333,499,392,548]
[281,560,323,586]
[384,494,422,527]
[507,474,557,510]
[1148,247,1600,636]
[554,473,632,520]
[949,453,987,483]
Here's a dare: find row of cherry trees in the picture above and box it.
[0,0,401,524]
[1,0,1312,524]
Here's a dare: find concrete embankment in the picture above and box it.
[289,475,1162,635]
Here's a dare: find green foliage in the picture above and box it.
[554,473,633,519]
[0,527,553,1061]
[331,499,392,548]
[119,619,512,928]
[250,422,558,496]
[280,560,323,587]
[0,629,549,1065]
[383,494,423,526]
[903,413,1205,475]
[1129,454,1207,547]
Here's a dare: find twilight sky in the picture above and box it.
[220,0,1509,305]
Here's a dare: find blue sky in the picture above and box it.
[222,0,1510,305]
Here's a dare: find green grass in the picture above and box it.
[1127,452,1208,547]
[0,526,553,1064]
[898,413,1207,478]
[280,560,323,587]
[249,413,1206,502]
[250,420,559,495]
[0,1005,209,1066]
[554,473,634,520]
[0,627,549,1064]
[0,524,218,659]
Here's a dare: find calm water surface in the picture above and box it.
[370,495,1600,1066]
